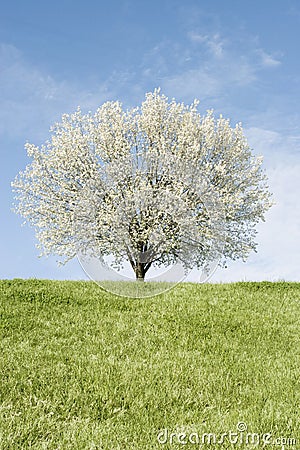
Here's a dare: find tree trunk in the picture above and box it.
[135,262,145,281]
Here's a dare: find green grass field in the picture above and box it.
[0,280,299,449]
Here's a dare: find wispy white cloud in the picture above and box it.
[188,32,225,58]
[256,49,281,68]
[166,62,256,101]
[0,43,115,141]
[140,30,282,105]
[245,127,299,166]
[164,69,221,99]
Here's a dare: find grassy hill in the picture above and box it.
[0,280,299,449]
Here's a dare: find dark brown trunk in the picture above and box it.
[135,262,145,281]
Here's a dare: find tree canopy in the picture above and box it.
[12,89,273,281]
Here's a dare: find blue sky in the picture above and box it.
[1,0,299,282]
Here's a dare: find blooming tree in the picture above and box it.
[12,90,272,281]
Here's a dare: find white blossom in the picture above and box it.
[12,89,273,280]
